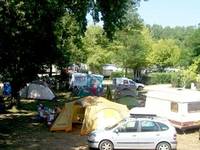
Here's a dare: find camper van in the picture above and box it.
[131,89,200,130]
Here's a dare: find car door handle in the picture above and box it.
[132,135,136,137]
[156,134,160,136]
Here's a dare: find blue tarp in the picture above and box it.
[70,73,103,96]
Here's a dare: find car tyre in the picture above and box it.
[99,140,113,150]
[156,142,171,150]
[137,86,143,91]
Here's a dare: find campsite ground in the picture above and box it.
[0,86,200,150]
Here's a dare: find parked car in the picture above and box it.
[88,114,177,150]
[113,77,144,90]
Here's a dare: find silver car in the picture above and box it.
[88,116,177,150]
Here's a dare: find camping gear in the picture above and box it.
[49,96,129,135]
[50,102,74,132]
[3,82,12,96]
[19,80,56,100]
[80,96,129,135]
[70,73,104,96]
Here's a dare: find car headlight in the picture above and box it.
[88,133,96,141]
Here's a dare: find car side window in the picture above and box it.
[117,121,138,132]
[129,81,135,84]
[156,122,169,131]
[140,120,159,132]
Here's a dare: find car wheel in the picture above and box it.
[99,140,113,150]
[137,86,143,91]
[156,142,171,150]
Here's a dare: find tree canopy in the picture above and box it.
[0,0,143,100]
[147,39,181,70]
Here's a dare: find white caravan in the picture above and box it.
[130,89,200,130]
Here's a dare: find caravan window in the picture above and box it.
[171,102,178,113]
[188,102,200,113]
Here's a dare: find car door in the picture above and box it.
[112,120,139,149]
[137,120,161,149]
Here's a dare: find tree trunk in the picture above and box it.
[125,67,128,77]
[49,64,52,77]
[10,80,21,107]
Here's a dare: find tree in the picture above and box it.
[186,28,200,57]
[147,39,181,70]
[111,6,149,77]
[0,0,67,101]
[0,0,140,103]
[54,13,82,67]
[82,26,112,73]
[89,0,141,38]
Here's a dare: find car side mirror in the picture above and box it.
[114,129,119,134]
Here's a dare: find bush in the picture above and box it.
[171,72,183,87]
[196,75,200,90]
[182,69,197,89]
[146,72,172,85]
[110,71,134,79]
[110,71,124,78]
[170,70,197,88]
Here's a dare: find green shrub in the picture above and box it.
[196,75,200,90]
[147,72,172,85]
[171,72,183,87]
[110,71,124,78]
[182,69,197,89]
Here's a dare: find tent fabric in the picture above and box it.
[50,102,74,132]
[72,104,85,123]
[20,80,56,100]
[80,96,129,135]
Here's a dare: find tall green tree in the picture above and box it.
[147,39,181,70]
[186,28,200,57]
[82,26,112,73]
[111,6,149,77]
[0,0,140,101]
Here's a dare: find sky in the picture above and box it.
[137,0,200,27]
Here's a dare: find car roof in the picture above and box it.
[126,115,170,124]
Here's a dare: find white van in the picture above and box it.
[131,89,200,130]
[113,77,144,90]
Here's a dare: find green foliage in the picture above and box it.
[93,0,141,38]
[147,39,181,69]
[171,72,183,88]
[181,69,197,89]
[111,16,150,76]
[110,71,125,78]
[147,73,172,85]
[179,58,200,88]
[186,28,200,57]
[54,13,81,67]
[170,64,198,88]
[196,75,200,90]
[0,0,139,99]
[0,0,68,96]
[82,26,112,73]
[148,25,196,42]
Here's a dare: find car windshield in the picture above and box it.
[105,119,126,130]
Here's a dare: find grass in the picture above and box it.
[1,89,199,150]
[0,91,71,150]
[116,96,138,109]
